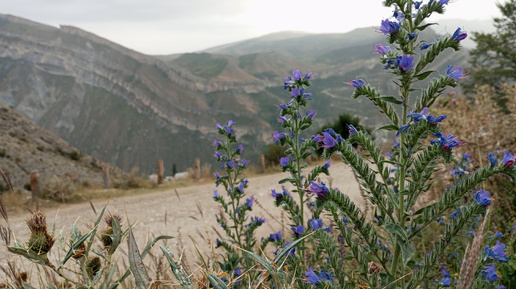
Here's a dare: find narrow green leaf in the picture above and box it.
[415,70,434,81]
[108,217,122,255]
[60,230,93,266]
[279,178,296,184]
[127,229,151,289]
[160,245,193,288]
[207,273,230,289]
[374,124,399,133]
[141,235,174,260]
[380,96,404,104]
[416,23,437,31]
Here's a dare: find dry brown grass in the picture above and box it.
[432,84,516,225]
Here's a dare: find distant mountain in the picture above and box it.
[0,103,122,190]
[0,14,469,173]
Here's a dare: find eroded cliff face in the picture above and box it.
[0,103,123,190]
[0,14,273,172]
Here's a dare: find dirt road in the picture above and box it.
[1,162,363,274]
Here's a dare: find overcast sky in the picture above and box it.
[2,0,502,55]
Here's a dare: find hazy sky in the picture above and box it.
[2,0,502,55]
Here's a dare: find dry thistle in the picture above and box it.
[104,213,122,227]
[86,257,102,279]
[26,210,54,255]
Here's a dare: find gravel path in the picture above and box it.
[0,162,363,279]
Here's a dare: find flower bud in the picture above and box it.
[368,261,382,275]
[26,210,54,255]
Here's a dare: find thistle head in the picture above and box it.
[26,210,54,255]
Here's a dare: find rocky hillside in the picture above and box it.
[0,103,123,191]
[0,14,468,173]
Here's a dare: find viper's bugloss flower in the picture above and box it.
[420,43,432,50]
[431,133,463,150]
[378,19,400,35]
[277,102,289,110]
[393,11,404,22]
[213,190,219,199]
[452,27,467,42]
[408,107,446,124]
[251,216,265,224]
[399,54,414,71]
[291,88,301,98]
[375,44,391,55]
[304,267,321,284]
[226,160,235,168]
[309,218,324,230]
[440,0,450,5]
[323,160,331,169]
[488,152,498,167]
[213,151,222,158]
[397,124,410,136]
[441,267,450,277]
[441,277,451,287]
[216,123,222,130]
[346,79,365,89]
[308,181,330,198]
[226,120,234,127]
[414,1,423,9]
[271,188,291,199]
[446,65,466,80]
[306,109,317,119]
[450,209,459,218]
[320,132,337,149]
[272,131,286,144]
[269,231,282,241]
[246,196,254,208]
[291,225,304,235]
[348,124,358,135]
[495,231,503,238]
[408,32,416,41]
[280,156,290,167]
[284,76,294,89]
[215,172,221,179]
[482,264,499,281]
[236,145,244,153]
[292,69,303,81]
[502,151,515,167]
[484,241,509,262]
[241,159,249,166]
[475,189,492,207]
[212,140,221,147]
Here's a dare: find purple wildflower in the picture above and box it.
[440,0,450,5]
[291,87,301,98]
[345,79,365,89]
[323,160,331,169]
[237,144,244,152]
[431,133,463,150]
[408,32,416,41]
[304,72,314,80]
[488,152,498,167]
[348,124,358,135]
[212,139,221,147]
[246,196,254,208]
[452,28,467,42]
[308,181,330,198]
[280,156,290,167]
[446,65,466,80]
[304,267,320,284]
[216,123,222,130]
[420,43,432,50]
[269,231,282,241]
[213,190,219,199]
[306,109,317,119]
[272,131,286,144]
[441,277,451,287]
[399,54,414,71]
[378,19,400,35]
[320,132,337,149]
[241,159,249,166]
[284,76,294,89]
[495,231,503,238]
[482,264,499,281]
[375,44,391,55]
[475,189,492,207]
[277,116,288,123]
[292,69,303,80]
[502,151,515,167]
[484,241,509,262]
[414,1,423,9]
[291,225,304,235]
[309,218,324,230]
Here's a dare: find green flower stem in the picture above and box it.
[223,138,244,248]
[291,99,306,262]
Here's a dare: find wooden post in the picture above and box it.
[194,158,201,180]
[102,166,110,189]
[157,160,164,184]
[30,171,40,209]
[260,154,266,173]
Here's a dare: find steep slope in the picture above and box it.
[0,103,123,190]
[0,14,469,173]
